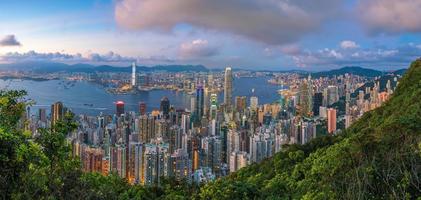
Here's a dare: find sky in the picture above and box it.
[0,0,421,71]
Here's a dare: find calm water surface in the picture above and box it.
[0,77,284,116]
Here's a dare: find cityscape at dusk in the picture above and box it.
[0,0,421,199]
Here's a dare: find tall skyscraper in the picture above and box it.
[128,142,143,184]
[190,96,196,114]
[131,62,136,87]
[51,101,64,126]
[116,101,125,116]
[38,108,47,122]
[250,96,258,111]
[327,86,339,105]
[160,97,170,118]
[139,102,146,115]
[196,85,205,119]
[298,79,313,117]
[313,92,323,116]
[327,108,337,134]
[235,96,247,113]
[224,67,233,112]
[210,93,218,120]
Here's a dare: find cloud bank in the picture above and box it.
[115,0,342,45]
[0,51,176,66]
[358,0,421,35]
[284,43,421,69]
[0,35,21,46]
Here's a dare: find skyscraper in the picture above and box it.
[139,102,146,115]
[327,86,339,105]
[210,93,218,120]
[51,101,64,126]
[250,96,258,111]
[224,67,233,112]
[298,79,313,117]
[116,101,125,116]
[313,92,323,116]
[327,108,337,134]
[160,97,170,118]
[196,85,205,119]
[235,96,247,113]
[38,108,47,122]
[131,62,136,87]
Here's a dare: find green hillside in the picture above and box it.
[198,60,421,199]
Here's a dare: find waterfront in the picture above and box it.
[0,76,285,116]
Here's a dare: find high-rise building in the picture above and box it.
[229,151,248,172]
[82,146,104,173]
[327,86,339,105]
[169,149,192,181]
[298,79,313,117]
[319,106,327,118]
[224,67,233,112]
[313,92,323,116]
[143,144,157,185]
[160,97,170,118]
[131,62,136,87]
[196,85,205,119]
[209,93,218,120]
[250,96,258,111]
[358,90,365,106]
[128,142,142,184]
[110,144,126,178]
[235,96,247,113]
[139,102,146,115]
[38,108,47,122]
[327,108,337,134]
[116,101,125,116]
[300,121,316,144]
[51,101,64,126]
[139,115,156,143]
[190,96,196,113]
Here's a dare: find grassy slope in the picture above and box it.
[198,59,421,200]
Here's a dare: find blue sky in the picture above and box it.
[0,0,420,71]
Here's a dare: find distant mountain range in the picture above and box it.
[308,66,405,78]
[0,61,407,76]
[0,61,208,73]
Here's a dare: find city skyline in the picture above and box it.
[0,1,420,199]
[0,0,421,70]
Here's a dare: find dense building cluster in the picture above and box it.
[25,67,400,186]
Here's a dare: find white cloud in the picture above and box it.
[179,39,218,58]
[340,40,359,49]
[357,0,421,35]
[114,0,343,45]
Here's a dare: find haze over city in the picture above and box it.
[1,0,421,70]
